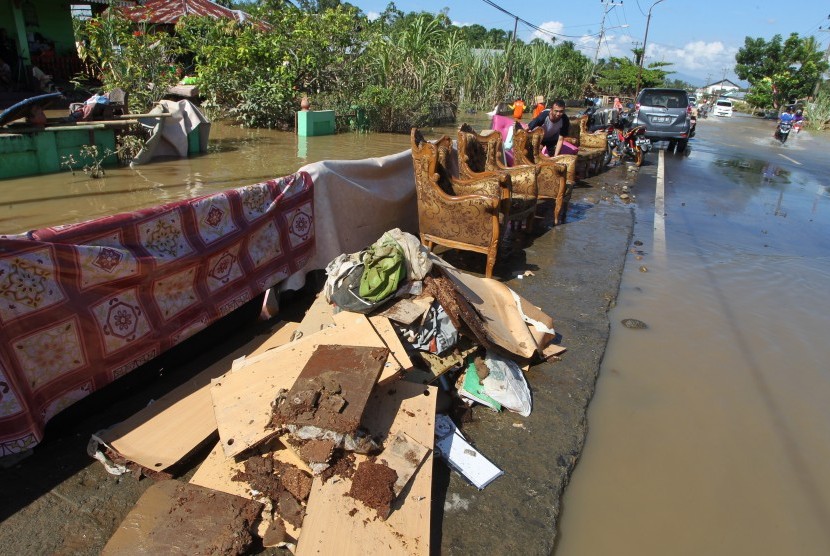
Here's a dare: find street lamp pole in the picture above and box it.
[635,0,667,97]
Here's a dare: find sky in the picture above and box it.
[349,0,830,87]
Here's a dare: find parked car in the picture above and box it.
[713,99,733,117]
[630,88,692,150]
[688,95,697,106]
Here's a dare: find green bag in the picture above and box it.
[358,238,406,302]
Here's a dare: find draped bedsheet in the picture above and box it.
[0,172,315,455]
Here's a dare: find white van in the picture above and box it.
[714,99,733,117]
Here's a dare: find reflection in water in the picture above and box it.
[0,116,488,233]
[558,135,830,555]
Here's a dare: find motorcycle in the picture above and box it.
[793,119,803,134]
[774,119,793,144]
[604,116,651,167]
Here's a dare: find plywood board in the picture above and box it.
[380,432,430,496]
[212,314,400,458]
[369,314,414,378]
[97,320,296,471]
[375,296,433,325]
[296,381,437,556]
[189,440,304,540]
[249,321,299,357]
[291,293,336,341]
[102,480,262,555]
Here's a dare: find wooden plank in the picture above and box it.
[296,381,436,556]
[375,296,433,325]
[369,314,414,378]
[249,321,299,358]
[291,293,336,342]
[189,439,304,540]
[102,480,263,555]
[212,314,400,458]
[97,321,297,471]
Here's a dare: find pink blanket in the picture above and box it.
[0,173,315,455]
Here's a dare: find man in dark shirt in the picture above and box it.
[527,99,570,157]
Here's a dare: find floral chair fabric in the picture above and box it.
[512,127,574,225]
[563,115,608,176]
[410,128,508,278]
[456,123,538,231]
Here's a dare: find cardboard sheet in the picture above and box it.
[440,267,555,360]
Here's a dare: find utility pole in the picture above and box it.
[593,0,624,65]
[503,16,519,95]
[812,20,830,97]
[635,0,667,97]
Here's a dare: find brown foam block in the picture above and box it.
[102,480,262,555]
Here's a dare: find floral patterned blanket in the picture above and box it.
[0,172,314,456]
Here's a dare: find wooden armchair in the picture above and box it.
[411,128,517,278]
[513,126,575,225]
[564,115,608,175]
[456,123,538,231]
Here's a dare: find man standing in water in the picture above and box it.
[528,98,570,157]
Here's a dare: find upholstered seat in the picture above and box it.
[456,123,538,231]
[411,128,514,278]
[512,127,574,224]
[563,115,609,176]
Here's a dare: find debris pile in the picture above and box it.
[95,228,565,555]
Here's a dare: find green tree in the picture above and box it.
[595,56,671,96]
[735,33,828,108]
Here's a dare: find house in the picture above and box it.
[118,0,267,31]
[697,79,741,97]
[0,0,134,88]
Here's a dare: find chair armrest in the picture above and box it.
[500,164,538,198]
[452,172,510,199]
[579,132,607,150]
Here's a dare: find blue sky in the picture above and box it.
[350,0,830,86]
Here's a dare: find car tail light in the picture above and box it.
[686,105,692,115]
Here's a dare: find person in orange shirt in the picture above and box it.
[509,98,526,120]
[532,95,546,118]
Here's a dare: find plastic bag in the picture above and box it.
[480,351,532,417]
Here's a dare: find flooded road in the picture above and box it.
[557,115,830,554]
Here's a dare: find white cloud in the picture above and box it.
[366,11,380,21]
[530,20,565,44]
[646,40,739,75]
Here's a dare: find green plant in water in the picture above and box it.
[60,134,146,178]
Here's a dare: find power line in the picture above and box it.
[478,0,603,40]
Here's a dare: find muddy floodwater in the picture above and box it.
[557,116,830,555]
[0,114,484,233]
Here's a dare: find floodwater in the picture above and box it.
[556,115,830,554]
[0,113,490,234]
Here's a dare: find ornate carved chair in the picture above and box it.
[563,115,609,176]
[512,126,574,225]
[410,128,514,278]
[456,123,538,231]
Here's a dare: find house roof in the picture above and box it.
[703,79,740,89]
[119,0,255,25]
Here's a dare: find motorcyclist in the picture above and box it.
[793,109,804,132]
[779,106,794,124]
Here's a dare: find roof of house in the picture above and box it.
[119,0,254,25]
[703,79,740,89]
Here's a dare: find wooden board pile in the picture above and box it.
[96,262,563,555]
